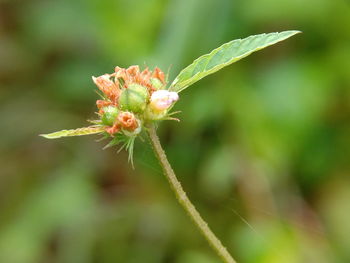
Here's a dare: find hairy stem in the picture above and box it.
[147,124,236,263]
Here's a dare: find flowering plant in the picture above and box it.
[42,65,179,164]
[41,31,300,263]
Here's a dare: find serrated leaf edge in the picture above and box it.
[40,126,105,139]
[170,30,301,92]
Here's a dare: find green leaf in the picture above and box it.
[170,30,301,92]
[40,126,105,139]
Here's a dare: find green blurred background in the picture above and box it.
[0,0,349,262]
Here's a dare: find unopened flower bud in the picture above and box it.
[118,111,141,136]
[149,90,179,112]
[101,106,119,126]
[118,84,149,113]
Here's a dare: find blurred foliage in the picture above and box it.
[0,0,349,262]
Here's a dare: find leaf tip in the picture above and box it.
[40,133,61,139]
[39,134,51,139]
[285,30,302,36]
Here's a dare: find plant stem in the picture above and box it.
[147,124,236,263]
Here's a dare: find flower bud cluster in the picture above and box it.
[92,66,179,137]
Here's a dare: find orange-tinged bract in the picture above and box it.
[93,66,166,110]
[92,74,120,104]
[118,112,139,131]
[114,65,165,93]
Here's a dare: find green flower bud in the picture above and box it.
[101,106,119,126]
[118,84,149,113]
